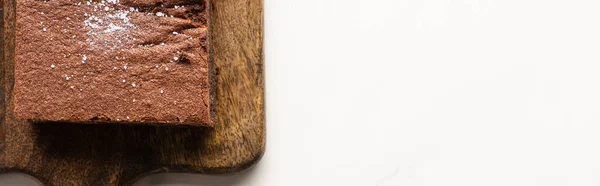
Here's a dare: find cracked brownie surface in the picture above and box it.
[14,0,212,124]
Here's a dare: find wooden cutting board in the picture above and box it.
[0,0,265,185]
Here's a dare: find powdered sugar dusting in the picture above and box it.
[104,23,126,33]
[83,0,137,51]
[81,54,87,63]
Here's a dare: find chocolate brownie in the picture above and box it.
[14,0,213,125]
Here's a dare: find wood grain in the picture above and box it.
[0,0,265,185]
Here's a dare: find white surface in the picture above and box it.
[5,0,600,185]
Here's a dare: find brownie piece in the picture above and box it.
[14,0,213,125]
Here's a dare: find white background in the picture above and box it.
[4,0,600,185]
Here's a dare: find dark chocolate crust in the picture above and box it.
[14,0,212,125]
